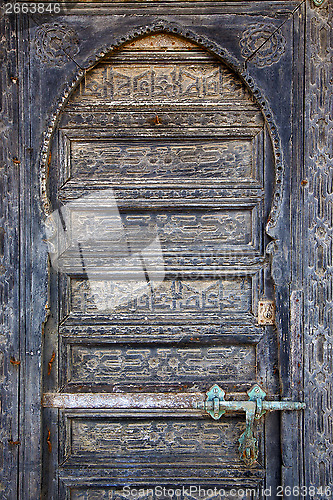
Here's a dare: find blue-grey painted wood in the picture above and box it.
[2,1,327,498]
[0,12,20,500]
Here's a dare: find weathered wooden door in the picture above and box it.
[41,31,286,499]
[7,2,333,499]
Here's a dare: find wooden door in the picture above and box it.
[41,33,280,499]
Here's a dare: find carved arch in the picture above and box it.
[39,20,284,235]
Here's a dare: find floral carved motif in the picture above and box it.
[240,24,286,67]
[34,23,79,67]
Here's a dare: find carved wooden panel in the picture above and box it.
[69,417,245,460]
[69,208,256,247]
[67,344,256,388]
[60,109,264,129]
[67,138,256,183]
[70,277,254,318]
[69,488,259,500]
[71,63,251,104]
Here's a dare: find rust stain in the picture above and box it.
[47,429,52,453]
[8,440,20,446]
[47,351,56,376]
[48,152,52,166]
[12,158,20,164]
[154,115,162,125]
[242,447,256,464]
[301,179,308,186]
[10,357,21,366]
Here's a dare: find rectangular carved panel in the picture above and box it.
[69,488,258,500]
[70,417,244,461]
[67,344,256,387]
[68,139,255,183]
[71,63,251,104]
[70,277,253,318]
[68,208,255,247]
[60,109,264,129]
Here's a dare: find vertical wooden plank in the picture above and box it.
[41,408,60,499]
[304,0,333,497]
[0,12,20,500]
[280,3,306,498]
[17,13,49,499]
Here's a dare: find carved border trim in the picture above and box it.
[304,0,333,490]
[38,19,284,234]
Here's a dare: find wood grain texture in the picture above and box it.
[0,13,20,500]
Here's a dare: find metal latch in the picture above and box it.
[195,384,305,466]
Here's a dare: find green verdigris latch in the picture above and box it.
[195,384,305,466]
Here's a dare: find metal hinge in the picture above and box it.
[195,384,305,466]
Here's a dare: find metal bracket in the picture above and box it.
[195,384,305,466]
[196,384,226,420]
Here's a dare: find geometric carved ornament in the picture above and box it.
[34,23,79,67]
[240,23,286,67]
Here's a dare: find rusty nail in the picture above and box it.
[47,351,56,376]
[154,115,162,125]
[48,152,52,166]
[12,158,20,164]
[301,179,308,186]
[11,77,18,84]
[10,357,21,366]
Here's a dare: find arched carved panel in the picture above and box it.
[39,24,284,233]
